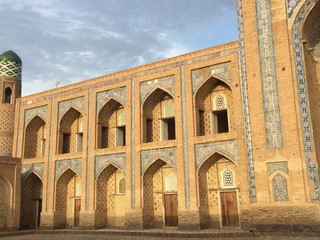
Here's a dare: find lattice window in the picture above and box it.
[221,169,235,188]
[118,177,125,194]
[213,94,226,111]
[165,173,177,192]
[163,101,174,118]
[272,174,289,201]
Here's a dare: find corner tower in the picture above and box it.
[0,50,22,156]
[0,50,21,230]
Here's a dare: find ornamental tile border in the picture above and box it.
[55,158,82,181]
[130,79,136,208]
[140,75,175,104]
[58,97,84,121]
[256,0,283,149]
[287,0,302,18]
[95,152,126,179]
[96,87,126,114]
[192,62,232,94]
[195,140,239,171]
[140,147,177,175]
[267,162,289,176]
[292,0,320,200]
[238,0,257,203]
[21,163,44,182]
[25,105,48,127]
[0,61,21,79]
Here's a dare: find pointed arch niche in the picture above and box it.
[142,88,175,143]
[58,108,83,154]
[197,153,239,229]
[95,164,125,229]
[24,116,46,159]
[194,77,232,137]
[97,99,125,149]
[142,159,178,229]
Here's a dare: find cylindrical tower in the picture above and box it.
[0,50,22,157]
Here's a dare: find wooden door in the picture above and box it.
[164,194,178,227]
[35,199,42,228]
[74,199,81,227]
[220,192,239,227]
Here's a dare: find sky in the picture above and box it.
[0,0,238,96]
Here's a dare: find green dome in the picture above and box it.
[0,50,22,65]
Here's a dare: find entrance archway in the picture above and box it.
[95,165,125,228]
[0,175,10,229]
[20,173,43,229]
[55,169,81,228]
[143,159,178,229]
[198,153,239,228]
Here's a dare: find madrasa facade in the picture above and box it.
[0,0,320,231]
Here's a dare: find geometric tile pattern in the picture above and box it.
[194,140,239,171]
[256,0,283,149]
[0,61,21,79]
[58,97,84,121]
[140,75,175,104]
[192,62,232,94]
[55,158,82,181]
[267,162,289,176]
[96,87,126,114]
[287,0,302,18]
[272,174,289,201]
[21,163,44,182]
[141,147,177,174]
[238,0,257,203]
[292,0,320,201]
[25,105,48,128]
[95,152,126,178]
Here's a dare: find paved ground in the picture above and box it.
[1,234,320,240]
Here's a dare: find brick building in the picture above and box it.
[0,0,319,231]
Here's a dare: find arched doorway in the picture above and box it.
[55,169,81,228]
[95,165,125,228]
[20,173,43,229]
[0,174,10,229]
[143,159,178,229]
[198,153,239,228]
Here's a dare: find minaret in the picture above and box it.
[0,50,22,157]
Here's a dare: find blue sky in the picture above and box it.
[0,0,238,96]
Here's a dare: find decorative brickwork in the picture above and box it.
[0,61,21,79]
[238,0,257,203]
[0,175,10,229]
[267,162,289,176]
[24,116,45,159]
[256,0,283,149]
[293,0,320,200]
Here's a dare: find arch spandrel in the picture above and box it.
[21,163,44,182]
[141,147,177,175]
[55,159,82,182]
[140,75,175,104]
[25,106,48,128]
[95,153,126,179]
[58,97,84,121]
[96,87,126,114]
[192,62,232,95]
[195,140,239,171]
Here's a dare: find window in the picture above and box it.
[116,110,126,146]
[272,174,289,201]
[212,110,229,133]
[101,126,108,148]
[62,133,71,154]
[4,87,12,104]
[161,118,176,140]
[221,169,235,188]
[146,118,153,142]
[118,178,126,194]
[165,173,177,192]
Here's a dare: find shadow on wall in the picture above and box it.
[0,174,11,230]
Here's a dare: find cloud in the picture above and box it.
[0,0,238,96]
